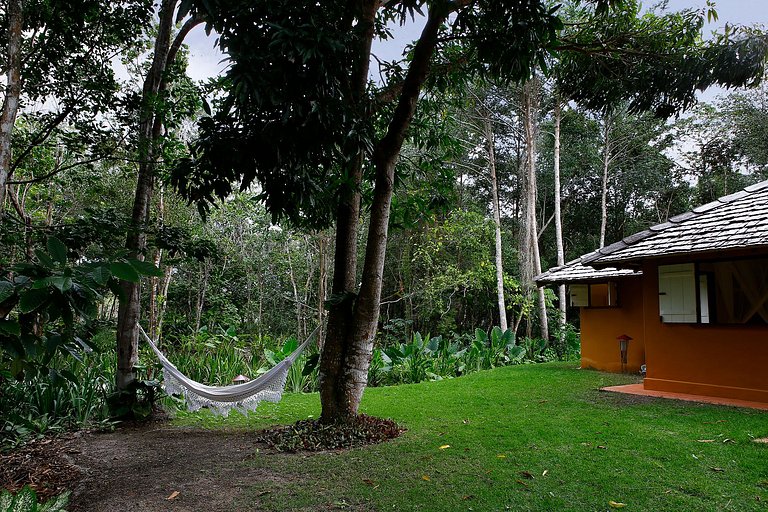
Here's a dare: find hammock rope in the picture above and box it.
[138,324,319,417]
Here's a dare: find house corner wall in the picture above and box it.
[580,277,645,373]
[641,259,768,403]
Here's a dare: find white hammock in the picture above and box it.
[138,324,318,417]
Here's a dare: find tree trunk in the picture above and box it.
[194,260,210,333]
[319,4,446,421]
[599,112,613,248]
[484,115,508,331]
[316,232,328,349]
[148,185,166,340]
[552,98,566,348]
[520,78,548,341]
[116,1,202,391]
[156,265,173,341]
[0,0,23,212]
[285,243,303,337]
[317,0,376,422]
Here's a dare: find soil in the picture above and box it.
[2,417,401,511]
[2,423,286,512]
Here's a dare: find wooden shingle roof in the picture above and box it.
[582,179,768,267]
[535,258,641,285]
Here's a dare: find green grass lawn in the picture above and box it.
[174,363,768,511]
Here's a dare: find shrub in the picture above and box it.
[0,486,69,512]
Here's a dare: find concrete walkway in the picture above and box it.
[602,383,768,411]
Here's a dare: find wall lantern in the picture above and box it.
[232,374,250,385]
[616,334,632,373]
[617,334,632,373]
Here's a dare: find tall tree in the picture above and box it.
[463,86,509,331]
[0,0,153,212]
[0,0,22,211]
[551,96,567,340]
[116,1,203,392]
[485,109,507,332]
[174,0,768,423]
[519,76,549,340]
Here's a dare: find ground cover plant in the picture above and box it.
[0,323,561,449]
[170,363,768,512]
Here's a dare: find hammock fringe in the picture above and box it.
[138,324,319,417]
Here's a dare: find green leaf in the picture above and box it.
[281,337,298,355]
[18,288,50,313]
[302,353,320,376]
[47,237,68,265]
[12,486,37,512]
[413,332,423,349]
[263,349,278,366]
[127,259,163,277]
[58,369,79,385]
[0,320,21,336]
[45,334,65,354]
[35,249,56,270]
[110,262,140,282]
[0,489,13,511]
[32,277,54,289]
[131,401,152,418]
[50,276,73,292]
[89,266,112,286]
[40,490,70,512]
[501,328,515,348]
[509,345,526,362]
[491,326,503,347]
[0,280,14,303]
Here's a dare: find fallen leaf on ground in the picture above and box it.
[422,475,431,481]
[257,491,271,496]
[497,454,506,458]
[462,495,474,500]
[608,500,626,508]
[597,445,608,449]
[697,439,715,443]
[519,471,534,480]
[439,444,451,450]
[515,479,528,487]
[542,470,549,476]
[710,467,725,472]
[166,491,180,501]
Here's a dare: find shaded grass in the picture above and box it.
[174,363,768,511]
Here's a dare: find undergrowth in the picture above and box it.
[256,414,404,452]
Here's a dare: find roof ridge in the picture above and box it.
[585,178,768,264]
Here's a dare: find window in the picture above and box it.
[658,264,697,323]
[658,258,768,325]
[569,282,619,308]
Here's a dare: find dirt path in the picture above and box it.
[67,425,284,512]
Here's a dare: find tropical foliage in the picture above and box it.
[1,0,766,444]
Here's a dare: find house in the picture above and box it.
[536,180,768,404]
